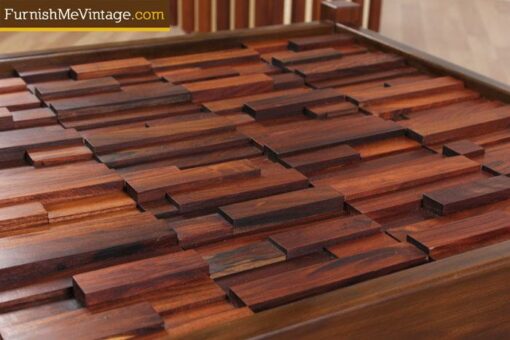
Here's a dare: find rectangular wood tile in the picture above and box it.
[0,212,175,288]
[0,78,26,94]
[293,53,404,82]
[0,202,48,232]
[261,115,405,156]
[422,176,510,216]
[305,101,358,119]
[243,88,343,120]
[0,302,163,340]
[169,168,309,213]
[73,250,209,306]
[407,210,510,259]
[71,57,152,80]
[124,159,261,203]
[34,77,121,100]
[219,187,343,228]
[183,74,274,102]
[151,49,260,71]
[272,48,343,67]
[27,145,93,167]
[229,241,425,311]
[204,241,285,279]
[280,144,360,173]
[269,215,380,259]
[288,34,355,51]
[161,66,239,84]
[171,214,233,249]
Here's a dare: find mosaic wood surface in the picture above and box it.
[0,29,509,339]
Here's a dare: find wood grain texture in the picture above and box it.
[124,159,260,203]
[205,241,286,279]
[219,187,343,228]
[422,176,510,216]
[70,57,152,80]
[73,250,209,306]
[0,302,163,340]
[0,202,48,232]
[280,144,360,173]
[407,210,510,259]
[27,145,93,167]
[269,215,381,259]
[443,139,484,158]
[151,49,259,71]
[288,34,355,51]
[34,77,121,100]
[183,74,274,102]
[0,212,175,288]
[304,101,358,119]
[0,78,26,94]
[229,241,426,311]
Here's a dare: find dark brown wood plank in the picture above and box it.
[288,34,355,51]
[169,167,309,213]
[443,139,485,158]
[27,145,93,168]
[73,250,209,306]
[235,0,249,29]
[124,159,260,203]
[216,0,231,31]
[70,57,152,80]
[0,212,176,288]
[422,176,510,216]
[151,49,259,71]
[0,302,164,340]
[407,210,510,259]
[171,214,233,249]
[183,74,274,102]
[280,144,360,173]
[272,48,343,67]
[293,53,405,82]
[229,242,425,311]
[219,187,343,228]
[198,0,212,32]
[161,67,239,84]
[304,101,358,119]
[34,77,121,100]
[204,241,286,279]
[0,202,48,232]
[243,88,343,120]
[269,215,380,259]
[0,78,26,94]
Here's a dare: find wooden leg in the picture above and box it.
[368,0,382,31]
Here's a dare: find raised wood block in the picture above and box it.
[125,159,260,203]
[304,101,358,119]
[229,242,425,311]
[73,250,209,306]
[309,66,420,89]
[203,87,311,114]
[71,57,152,80]
[85,115,234,154]
[205,241,286,279]
[0,302,164,340]
[0,77,26,94]
[293,53,404,82]
[0,213,175,288]
[0,202,48,232]
[271,73,305,90]
[0,91,40,111]
[169,168,309,213]
[422,176,510,216]
[50,82,190,120]
[443,140,484,157]
[0,161,122,206]
[151,49,260,71]
[403,105,510,144]
[12,108,57,129]
[34,77,121,100]
[243,88,343,120]
[183,74,274,102]
[315,155,480,200]
[345,77,463,105]
[16,66,70,83]
[272,48,343,67]
[219,187,344,228]
[0,108,13,130]
[280,144,360,173]
[161,67,239,84]
[269,215,380,259]
[261,115,405,156]
[362,89,479,120]
[407,210,510,259]
[171,214,233,249]
[288,34,355,51]
[27,145,93,167]
[320,1,362,27]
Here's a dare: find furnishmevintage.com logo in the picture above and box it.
[0,0,171,31]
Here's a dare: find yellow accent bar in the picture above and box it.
[0,27,171,32]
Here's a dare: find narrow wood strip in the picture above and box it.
[70,57,152,80]
[280,144,360,173]
[34,77,121,100]
[72,250,209,306]
[0,202,48,232]
[422,176,510,216]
